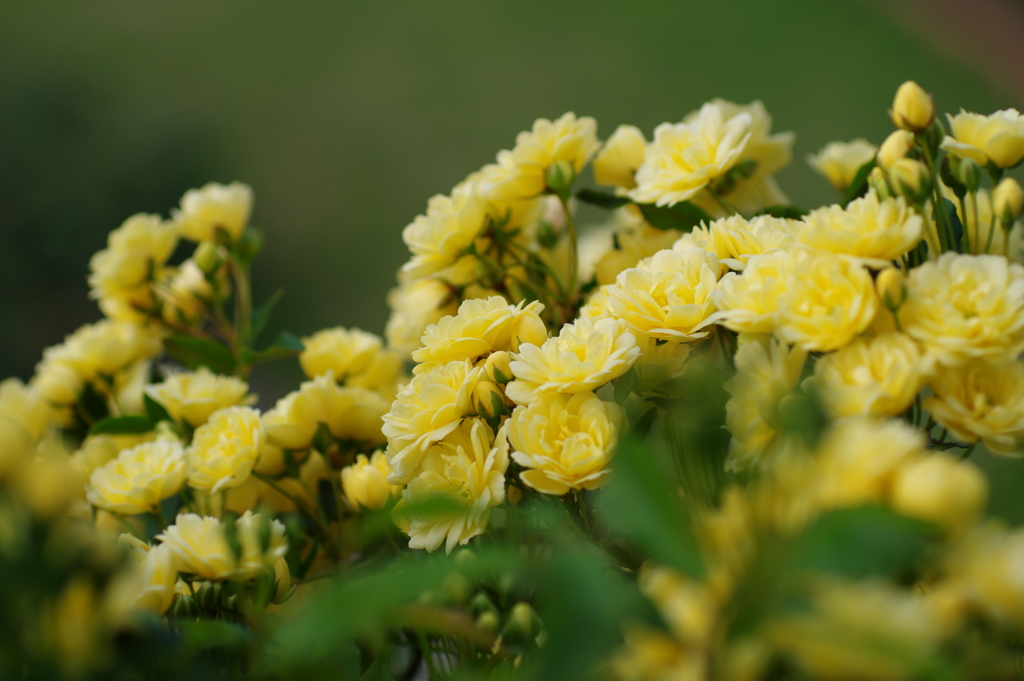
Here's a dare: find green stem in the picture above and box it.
[557,192,578,305]
[919,142,953,252]
[958,195,971,253]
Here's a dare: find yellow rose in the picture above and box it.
[158,259,215,325]
[943,524,1024,628]
[876,130,914,171]
[411,296,547,373]
[187,406,263,493]
[807,139,877,192]
[299,327,400,391]
[482,112,599,201]
[88,213,178,323]
[898,253,1024,367]
[605,246,720,342]
[385,277,459,355]
[994,177,1024,225]
[923,359,1024,455]
[145,367,254,427]
[724,337,807,471]
[401,181,488,280]
[942,108,1024,168]
[401,419,508,554]
[710,250,796,335]
[340,450,401,511]
[795,191,922,267]
[38,320,162,388]
[776,252,878,352]
[86,439,186,515]
[70,432,155,483]
[890,453,987,535]
[810,332,926,418]
[0,378,56,443]
[33,359,84,405]
[262,371,389,450]
[704,214,796,271]
[508,391,624,495]
[891,80,935,132]
[174,181,254,242]
[592,124,647,189]
[594,217,681,286]
[382,360,481,483]
[158,511,287,581]
[505,316,640,406]
[119,538,177,614]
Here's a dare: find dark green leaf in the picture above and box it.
[841,158,876,207]
[754,204,809,219]
[179,620,253,654]
[250,288,285,344]
[240,331,304,366]
[788,506,937,578]
[613,366,639,405]
[143,393,171,424]
[945,198,965,254]
[78,381,109,424]
[638,201,711,232]
[630,406,659,440]
[596,437,703,577]
[90,415,154,436]
[164,335,237,375]
[575,188,631,209]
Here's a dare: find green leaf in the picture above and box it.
[240,331,304,366]
[630,406,659,440]
[613,366,639,405]
[90,415,154,436]
[77,381,110,424]
[596,436,703,577]
[164,335,237,375]
[788,506,937,578]
[143,393,171,424]
[945,198,965,254]
[359,661,397,681]
[841,158,876,207]
[250,288,285,344]
[575,188,631,209]
[179,620,253,654]
[638,201,711,232]
[754,204,809,219]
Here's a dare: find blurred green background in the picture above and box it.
[1,0,1019,397]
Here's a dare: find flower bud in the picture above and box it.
[193,241,222,275]
[474,381,507,421]
[867,167,893,201]
[470,592,498,617]
[544,160,576,196]
[891,454,987,536]
[952,156,981,194]
[875,267,906,311]
[890,80,934,132]
[993,177,1024,227]
[889,158,932,205]
[877,130,914,170]
[484,351,513,385]
[477,611,500,636]
[503,602,539,644]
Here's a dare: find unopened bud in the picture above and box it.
[194,241,222,274]
[503,602,538,643]
[469,592,499,617]
[545,160,576,196]
[877,130,914,171]
[891,80,934,133]
[867,167,893,201]
[484,352,513,385]
[474,381,507,421]
[477,611,500,636]
[875,267,906,311]
[994,177,1024,227]
[890,158,932,205]
[952,156,981,194]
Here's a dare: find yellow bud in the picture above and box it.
[477,611,500,635]
[877,130,914,170]
[867,166,893,201]
[505,602,538,642]
[484,351,513,385]
[889,158,932,204]
[891,454,987,536]
[875,267,906,310]
[545,160,576,195]
[473,381,507,420]
[891,80,934,132]
[193,241,222,274]
[993,177,1024,227]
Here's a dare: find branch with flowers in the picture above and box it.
[3,80,1024,680]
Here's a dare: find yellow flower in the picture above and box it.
[158,259,215,325]
[876,130,914,171]
[508,391,623,495]
[633,331,692,397]
[605,246,720,342]
[262,371,389,449]
[88,213,178,323]
[36,321,162,403]
[724,337,807,471]
[86,439,186,515]
[145,367,254,427]
[795,191,922,267]
[482,112,599,201]
[890,453,987,535]
[174,181,254,242]
[898,253,1024,367]
[158,511,287,581]
[942,108,1024,168]
[944,523,1024,628]
[776,252,878,352]
[807,139,877,192]
[382,360,481,483]
[923,359,1024,454]
[810,333,926,418]
[299,326,401,394]
[592,124,647,189]
[187,406,264,493]
[70,432,155,481]
[505,317,640,406]
[401,181,488,280]
[385,277,459,355]
[994,177,1024,225]
[401,419,509,554]
[119,538,178,614]
[594,215,682,286]
[943,185,1024,258]
[341,450,401,511]
[412,296,547,373]
[0,378,56,443]
[891,80,935,132]
[710,250,796,335]
[704,214,796,271]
